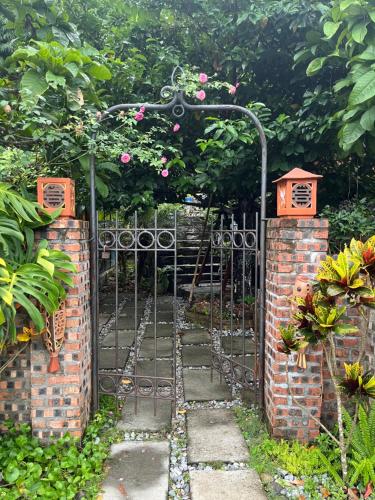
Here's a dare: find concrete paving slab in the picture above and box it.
[139,338,173,359]
[102,330,135,348]
[136,360,173,379]
[183,369,230,402]
[144,324,174,338]
[102,441,170,500]
[147,310,174,323]
[110,316,139,330]
[118,399,172,432]
[99,348,129,369]
[119,304,145,316]
[180,329,210,345]
[190,470,267,500]
[222,337,256,355]
[182,345,211,367]
[187,409,249,463]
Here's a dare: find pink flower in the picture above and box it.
[161,156,168,164]
[120,153,131,164]
[196,90,206,101]
[236,82,240,88]
[134,111,144,121]
[173,123,180,133]
[199,73,208,84]
[228,85,237,95]
[139,106,145,113]
[161,169,169,177]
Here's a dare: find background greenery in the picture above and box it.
[0,0,374,225]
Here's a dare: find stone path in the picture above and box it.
[100,295,266,499]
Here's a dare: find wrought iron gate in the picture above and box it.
[209,214,259,396]
[90,66,268,412]
[96,212,177,413]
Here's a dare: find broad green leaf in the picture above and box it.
[356,46,375,61]
[323,21,341,39]
[327,284,345,296]
[341,120,365,147]
[306,57,327,76]
[352,22,368,44]
[340,0,361,10]
[360,106,375,131]
[88,63,112,81]
[348,70,375,106]
[45,70,66,89]
[20,70,48,104]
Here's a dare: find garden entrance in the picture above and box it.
[90,67,267,413]
[95,209,260,413]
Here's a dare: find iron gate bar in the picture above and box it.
[90,66,268,412]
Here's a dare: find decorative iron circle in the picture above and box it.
[137,230,155,249]
[172,104,185,118]
[160,85,174,100]
[99,374,117,393]
[119,376,135,394]
[212,231,221,248]
[233,231,244,248]
[222,231,233,247]
[138,378,154,396]
[99,230,116,249]
[245,231,256,249]
[171,65,185,87]
[118,230,135,249]
[157,230,175,249]
[156,380,174,398]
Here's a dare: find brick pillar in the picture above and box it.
[31,219,91,440]
[264,218,328,441]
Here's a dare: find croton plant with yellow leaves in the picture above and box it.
[278,235,375,487]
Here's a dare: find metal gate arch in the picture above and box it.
[89,66,268,412]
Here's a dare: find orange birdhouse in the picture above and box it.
[273,167,322,218]
[37,178,75,218]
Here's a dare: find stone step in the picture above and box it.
[186,408,249,464]
[118,399,172,432]
[183,368,230,402]
[102,441,170,500]
[190,470,267,500]
[182,345,211,367]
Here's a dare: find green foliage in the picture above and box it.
[321,199,375,253]
[302,0,375,152]
[0,403,122,499]
[0,184,75,349]
[343,403,375,487]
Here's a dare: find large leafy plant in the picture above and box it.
[0,183,75,351]
[278,234,375,489]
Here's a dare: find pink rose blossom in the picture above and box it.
[236,82,240,88]
[199,73,208,84]
[161,169,169,177]
[134,111,144,121]
[139,106,145,113]
[161,156,168,164]
[173,123,180,133]
[228,85,237,95]
[196,90,206,101]
[120,153,131,164]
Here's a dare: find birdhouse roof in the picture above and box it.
[273,167,323,183]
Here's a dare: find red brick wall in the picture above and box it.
[0,219,91,441]
[264,218,329,442]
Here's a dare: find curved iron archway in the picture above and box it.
[89,67,267,411]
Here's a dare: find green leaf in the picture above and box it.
[359,106,375,131]
[356,46,375,60]
[306,57,327,76]
[20,70,48,105]
[341,120,365,147]
[327,284,345,296]
[5,464,20,483]
[352,22,368,44]
[45,71,66,89]
[88,63,112,81]
[334,323,359,335]
[323,21,341,39]
[349,70,375,106]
